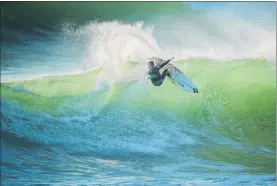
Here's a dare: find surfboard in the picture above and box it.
[153,58,199,93]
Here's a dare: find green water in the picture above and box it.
[2,59,275,154]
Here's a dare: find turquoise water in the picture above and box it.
[1,2,276,185]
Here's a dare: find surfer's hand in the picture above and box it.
[169,57,175,61]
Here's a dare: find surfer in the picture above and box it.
[147,57,174,86]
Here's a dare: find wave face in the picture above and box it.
[1,2,276,185]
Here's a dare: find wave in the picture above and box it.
[1,58,275,149]
[1,59,276,185]
[1,2,276,185]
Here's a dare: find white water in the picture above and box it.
[59,13,276,90]
[1,5,275,84]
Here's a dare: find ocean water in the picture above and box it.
[1,2,276,185]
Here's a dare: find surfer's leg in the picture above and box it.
[161,69,169,80]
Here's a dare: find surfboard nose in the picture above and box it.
[193,88,199,93]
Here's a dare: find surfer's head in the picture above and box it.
[148,61,155,70]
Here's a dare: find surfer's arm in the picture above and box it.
[159,57,174,69]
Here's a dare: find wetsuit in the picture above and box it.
[148,59,171,86]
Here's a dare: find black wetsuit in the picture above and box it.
[148,59,171,86]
